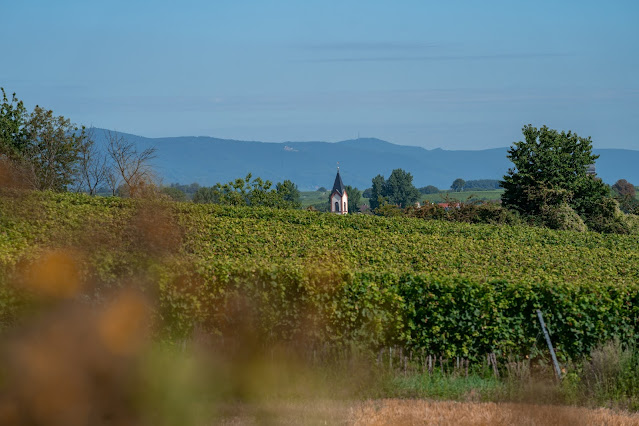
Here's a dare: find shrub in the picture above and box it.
[404,203,447,220]
[405,201,520,225]
[375,203,404,217]
[470,203,521,225]
[584,198,631,234]
[626,214,639,235]
[540,203,586,232]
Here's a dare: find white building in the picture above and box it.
[330,168,348,214]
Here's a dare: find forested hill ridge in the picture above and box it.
[90,129,639,190]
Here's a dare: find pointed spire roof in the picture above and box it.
[332,168,346,196]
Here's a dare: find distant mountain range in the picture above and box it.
[91,129,639,191]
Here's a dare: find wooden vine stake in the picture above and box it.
[536,309,562,381]
[489,353,499,378]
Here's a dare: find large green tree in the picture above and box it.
[369,169,420,210]
[501,125,611,228]
[1,89,87,191]
[21,106,86,191]
[419,185,439,194]
[276,179,301,208]
[612,179,637,214]
[450,178,465,192]
[369,174,386,210]
[386,169,420,207]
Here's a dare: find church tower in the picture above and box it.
[330,168,348,214]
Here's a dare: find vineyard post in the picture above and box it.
[536,309,562,381]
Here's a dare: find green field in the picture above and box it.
[3,191,636,283]
[300,190,331,208]
[2,191,639,361]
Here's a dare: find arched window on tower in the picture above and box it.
[335,201,339,212]
[343,201,346,212]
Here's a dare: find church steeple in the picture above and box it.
[329,167,348,214]
[332,167,346,196]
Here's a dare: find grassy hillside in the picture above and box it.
[300,190,331,208]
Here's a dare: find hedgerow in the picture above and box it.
[155,263,639,362]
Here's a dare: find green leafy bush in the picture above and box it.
[540,203,586,232]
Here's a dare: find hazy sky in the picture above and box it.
[2,0,638,149]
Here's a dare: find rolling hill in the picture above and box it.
[91,129,639,190]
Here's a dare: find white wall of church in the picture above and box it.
[331,194,341,212]
[331,193,348,213]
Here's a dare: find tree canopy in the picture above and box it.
[344,185,361,212]
[419,185,439,194]
[0,88,27,160]
[193,174,300,209]
[463,179,501,190]
[276,179,301,208]
[0,89,88,191]
[502,125,604,213]
[612,179,637,214]
[24,106,88,191]
[501,124,622,232]
[0,89,93,192]
[612,179,636,199]
[369,169,420,210]
[451,178,465,192]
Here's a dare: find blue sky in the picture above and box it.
[2,0,638,149]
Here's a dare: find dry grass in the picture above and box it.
[203,399,639,425]
[214,399,639,425]
[207,398,639,425]
[349,399,639,426]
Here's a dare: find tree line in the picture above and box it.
[363,125,638,234]
[2,89,636,232]
[0,89,157,197]
[191,174,301,209]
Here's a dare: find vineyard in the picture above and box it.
[2,191,639,362]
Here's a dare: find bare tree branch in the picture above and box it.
[105,130,157,197]
[74,127,108,195]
